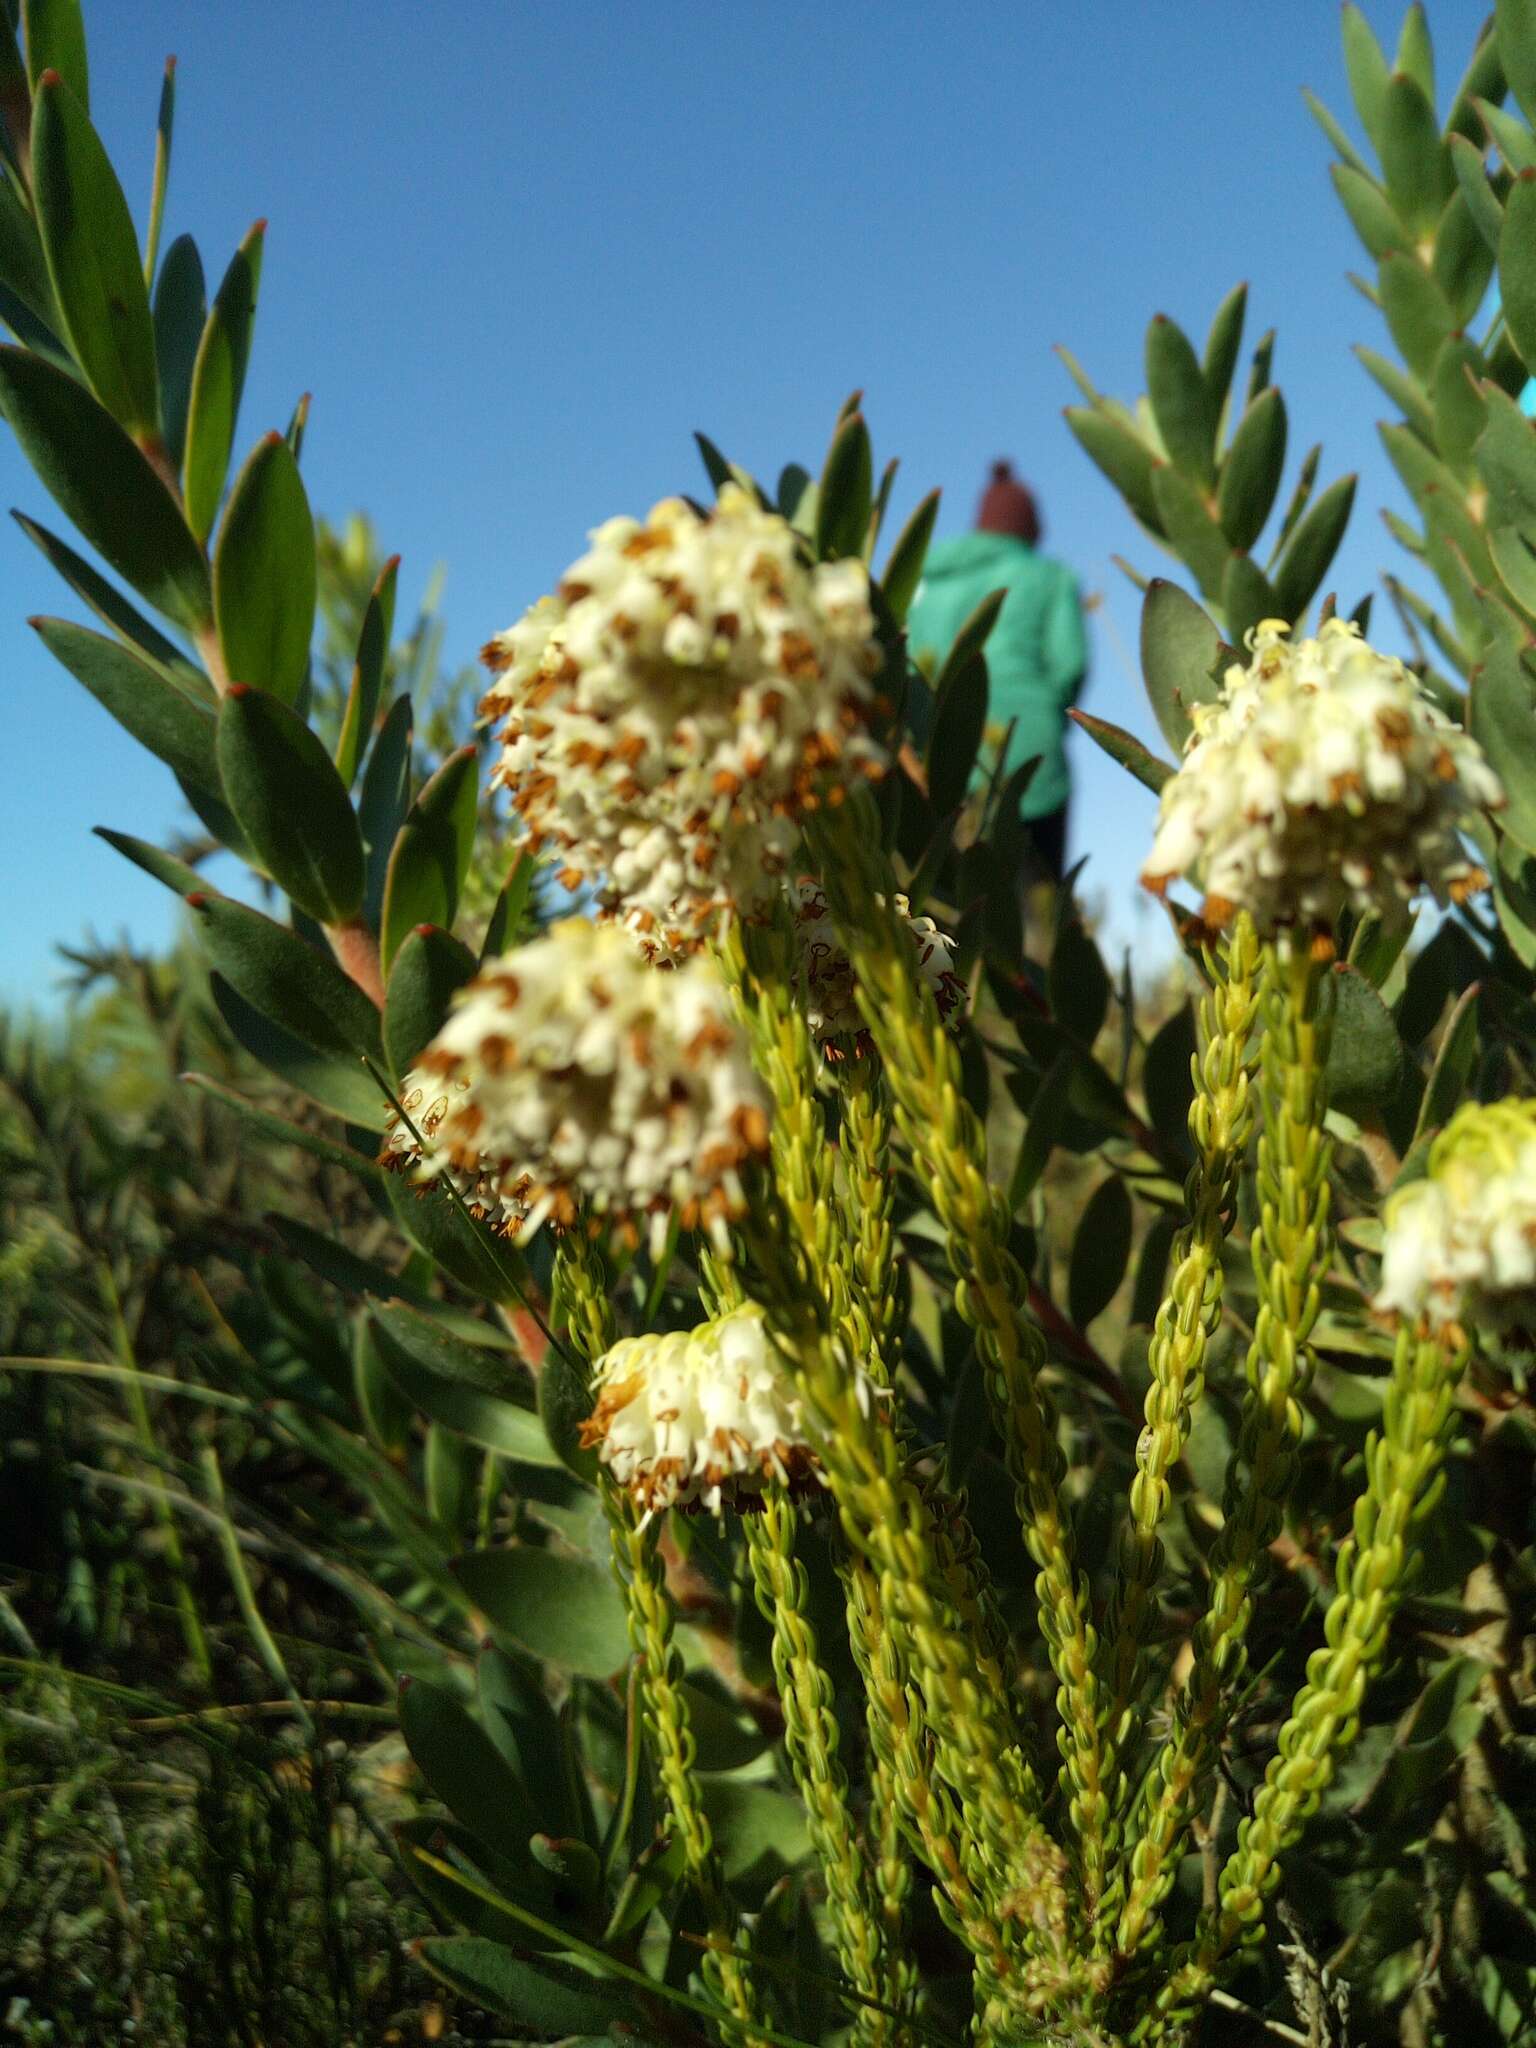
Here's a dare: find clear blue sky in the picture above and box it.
[0,0,1497,1003]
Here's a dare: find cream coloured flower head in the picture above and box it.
[580,1302,847,1517]
[480,485,886,956]
[399,918,770,1249]
[1141,619,1502,937]
[382,1069,532,1234]
[790,878,964,1054]
[1376,1098,1536,1337]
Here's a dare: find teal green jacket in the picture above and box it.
[906,532,1087,819]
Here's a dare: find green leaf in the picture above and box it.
[412,1940,638,2036]
[180,1073,384,1183]
[32,70,158,433]
[1500,169,1536,371]
[1477,93,1536,171]
[0,344,210,630]
[1432,186,1497,325]
[1341,4,1392,152]
[699,1778,811,1888]
[1008,1051,1073,1207]
[452,1549,632,1679]
[1354,346,1436,442]
[1470,639,1536,853]
[1414,981,1481,1140]
[1067,1175,1133,1329]
[1066,708,1174,794]
[372,1330,558,1468]
[1323,964,1408,1113]
[216,684,363,922]
[926,654,988,816]
[371,1300,526,1397]
[1063,405,1163,532]
[1378,72,1453,236]
[1330,162,1410,260]
[1143,1001,1197,1162]
[1146,313,1216,486]
[182,219,263,545]
[359,692,413,926]
[1394,5,1436,101]
[1303,88,1373,179]
[1149,463,1228,602]
[1272,473,1356,623]
[1216,386,1287,550]
[189,894,381,1061]
[383,924,477,1078]
[21,0,87,108]
[1430,335,1488,473]
[352,1318,414,1457]
[0,163,60,333]
[31,615,216,791]
[538,1340,597,1484]
[1138,578,1224,751]
[14,510,208,699]
[1496,835,1536,964]
[1449,132,1507,254]
[1378,250,1455,380]
[478,1644,577,1833]
[1049,916,1109,1044]
[1498,0,1536,128]
[213,433,316,704]
[399,1678,541,1858]
[482,847,539,960]
[880,486,939,625]
[382,1171,524,1309]
[815,409,872,561]
[93,825,204,897]
[1201,280,1247,421]
[380,744,479,973]
[208,973,384,1126]
[335,553,397,784]
[1222,551,1279,646]
[151,233,204,473]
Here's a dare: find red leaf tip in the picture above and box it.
[38,68,62,89]
[185,891,209,910]
[165,54,177,76]
[414,923,438,938]
[227,680,252,698]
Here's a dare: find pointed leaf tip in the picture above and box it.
[186,891,209,909]
[38,69,62,89]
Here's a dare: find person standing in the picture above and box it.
[906,460,1088,883]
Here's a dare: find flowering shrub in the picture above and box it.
[2,7,1534,2048]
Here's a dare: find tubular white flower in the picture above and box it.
[383,1069,532,1233]
[480,485,886,954]
[1141,619,1503,937]
[397,918,770,1248]
[581,1302,846,1517]
[790,878,964,1055]
[1376,1098,1536,1336]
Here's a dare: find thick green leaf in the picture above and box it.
[1324,965,1408,1113]
[1433,186,1497,325]
[0,165,60,332]
[1216,386,1287,550]
[1498,0,1536,128]
[213,433,316,705]
[880,486,939,625]
[209,973,384,1126]
[538,1339,598,1484]
[1139,578,1224,751]
[478,1644,578,1836]
[1064,405,1163,532]
[1221,550,1279,646]
[1355,345,1436,441]
[1395,3,1435,100]
[152,233,204,472]
[1378,250,1455,380]
[1272,473,1356,623]
[1330,162,1409,260]
[933,586,1006,696]
[482,847,539,960]
[93,825,204,897]
[1143,1001,1197,1162]
[1470,639,1536,853]
[1303,87,1373,179]
[1415,982,1481,1141]
[1146,313,1216,486]
[375,1344,558,1468]
[815,410,872,561]
[1008,1051,1073,1207]
[1066,708,1174,794]
[1496,835,1536,964]
[1431,335,1488,473]
[1449,132,1507,253]
[352,1318,414,1457]
[926,653,988,816]
[32,615,216,790]
[399,1678,541,1858]
[700,1778,811,1888]
[182,219,263,544]
[181,1073,384,1183]
[1507,169,1536,370]
[0,345,210,630]
[411,1940,638,2036]
[14,509,207,694]
[1341,4,1392,151]
[371,1300,525,1397]
[383,923,477,1078]
[379,743,479,971]
[1068,1175,1133,1329]
[1478,93,1536,170]
[1378,72,1453,236]
[1049,916,1109,1044]
[216,684,363,923]
[189,894,381,1061]
[453,1548,631,1679]
[335,553,397,784]
[359,692,413,926]
[1149,463,1228,601]
[1202,280,1247,420]
[382,1171,523,1309]
[32,71,157,433]
[22,0,87,107]
[425,1422,475,1538]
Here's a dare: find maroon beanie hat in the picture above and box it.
[977,460,1041,545]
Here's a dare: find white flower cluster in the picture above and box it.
[1376,1099,1536,1336]
[1142,619,1502,937]
[389,919,769,1249]
[480,485,886,955]
[790,879,964,1055]
[581,1302,836,1518]
[383,1071,532,1233]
